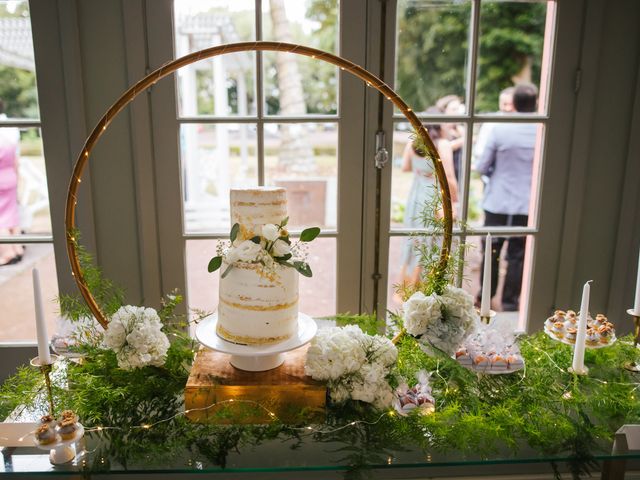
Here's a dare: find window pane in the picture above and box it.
[461,234,535,331]
[390,122,464,231]
[264,123,337,230]
[262,0,339,115]
[0,127,51,236]
[387,235,453,313]
[0,0,40,119]
[469,122,543,229]
[395,0,470,115]
[0,243,58,341]
[174,0,256,117]
[180,124,258,234]
[186,237,336,318]
[475,0,551,114]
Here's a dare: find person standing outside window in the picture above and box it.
[473,87,515,165]
[0,99,23,266]
[474,84,537,311]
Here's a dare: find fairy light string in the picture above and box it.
[79,398,396,437]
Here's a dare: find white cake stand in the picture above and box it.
[33,424,84,465]
[195,313,317,371]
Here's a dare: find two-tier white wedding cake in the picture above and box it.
[216,187,299,345]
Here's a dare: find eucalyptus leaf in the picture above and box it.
[275,253,292,262]
[250,235,261,244]
[300,227,320,242]
[293,261,313,277]
[207,256,223,273]
[281,216,289,227]
[230,223,240,243]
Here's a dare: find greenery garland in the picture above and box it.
[2,311,638,477]
[2,228,638,478]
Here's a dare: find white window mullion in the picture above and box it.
[255,0,265,186]
[455,0,482,286]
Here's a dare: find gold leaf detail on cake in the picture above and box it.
[232,201,286,207]
[216,323,293,345]
[220,297,298,311]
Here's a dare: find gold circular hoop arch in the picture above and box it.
[65,41,453,329]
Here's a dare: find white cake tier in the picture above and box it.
[217,261,299,345]
[230,187,287,240]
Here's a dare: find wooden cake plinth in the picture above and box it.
[185,345,326,424]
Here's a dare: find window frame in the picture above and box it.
[365,0,586,332]
[147,0,369,316]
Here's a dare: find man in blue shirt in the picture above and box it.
[475,84,538,311]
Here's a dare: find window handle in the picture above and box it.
[375,130,389,169]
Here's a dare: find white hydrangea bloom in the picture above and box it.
[414,286,476,355]
[368,335,398,367]
[305,325,398,410]
[402,291,442,336]
[441,285,475,323]
[305,325,366,380]
[104,306,170,370]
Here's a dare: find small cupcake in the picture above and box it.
[551,321,565,338]
[474,354,490,370]
[566,310,577,320]
[35,424,57,445]
[554,310,566,320]
[39,414,56,430]
[586,328,600,347]
[598,324,614,344]
[507,354,524,370]
[455,349,473,366]
[490,354,508,371]
[60,410,78,423]
[565,327,577,344]
[544,316,555,330]
[563,318,577,329]
[592,314,608,327]
[56,418,79,441]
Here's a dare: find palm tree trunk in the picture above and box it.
[269,0,314,173]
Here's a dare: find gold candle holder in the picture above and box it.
[30,355,60,416]
[624,309,640,372]
[477,309,497,325]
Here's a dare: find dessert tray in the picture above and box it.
[543,310,616,349]
[455,323,525,375]
[543,326,617,349]
[195,313,317,372]
[33,424,84,465]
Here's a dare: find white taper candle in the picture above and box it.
[480,233,492,317]
[633,248,640,314]
[571,280,591,374]
[32,268,51,365]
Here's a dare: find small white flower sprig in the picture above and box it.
[102,306,170,370]
[305,325,398,409]
[401,285,476,355]
[207,217,320,278]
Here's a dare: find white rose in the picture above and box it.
[261,224,280,241]
[225,248,240,264]
[232,240,263,263]
[271,239,291,257]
